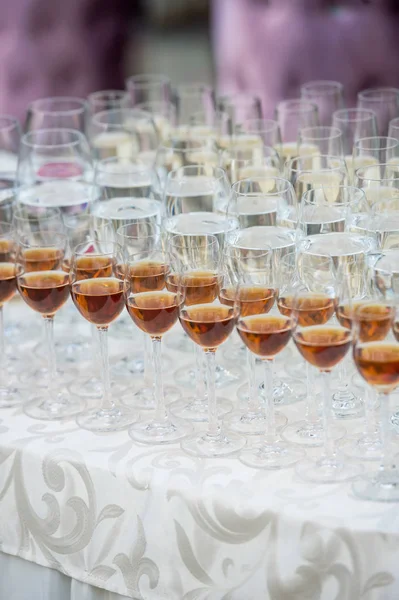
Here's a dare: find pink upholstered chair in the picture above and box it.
[212,0,399,118]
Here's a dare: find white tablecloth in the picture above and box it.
[1,301,399,600]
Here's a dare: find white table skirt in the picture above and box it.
[1,301,399,600]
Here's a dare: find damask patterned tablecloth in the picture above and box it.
[1,307,399,600]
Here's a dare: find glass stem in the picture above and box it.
[0,306,4,384]
[44,316,57,398]
[380,391,394,474]
[91,324,99,372]
[263,359,276,444]
[321,371,335,460]
[247,350,259,413]
[98,326,114,412]
[304,362,319,424]
[364,387,377,437]
[194,343,205,403]
[205,349,220,437]
[152,336,167,422]
[144,333,153,388]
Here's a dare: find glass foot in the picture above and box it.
[169,396,232,422]
[20,366,77,388]
[224,409,287,435]
[332,391,364,419]
[0,384,29,408]
[77,405,137,432]
[352,470,399,502]
[69,376,127,399]
[129,415,192,444]
[24,391,84,420]
[240,441,305,470]
[281,420,346,447]
[296,456,363,483]
[122,385,181,410]
[181,430,246,458]
[175,363,241,390]
[338,434,384,461]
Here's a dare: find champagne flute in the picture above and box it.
[70,241,137,431]
[17,230,82,419]
[24,97,88,133]
[217,93,262,130]
[167,234,232,421]
[126,248,192,443]
[332,108,377,177]
[88,90,131,114]
[352,298,399,501]
[0,116,21,189]
[300,81,344,126]
[126,74,172,106]
[298,125,343,157]
[275,99,319,160]
[178,260,245,457]
[357,88,399,136]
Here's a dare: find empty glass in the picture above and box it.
[217,93,262,130]
[126,74,172,106]
[0,116,21,189]
[275,99,319,160]
[332,109,377,176]
[357,88,399,136]
[301,81,344,126]
[25,97,88,133]
[353,136,399,173]
[298,126,343,157]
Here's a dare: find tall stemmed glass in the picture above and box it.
[332,109,377,177]
[352,297,399,500]
[275,99,319,160]
[222,246,288,435]
[17,230,82,419]
[167,234,232,421]
[0,222,28,406]
[24,97,88,133]
[178,260,245,457]
[298,126,344,157]
[292,259,362,482]
[126,248,192,444]
[300,81,344,126]
[0,116,21,189]
[70,241,137,431]
[357,88,399,136]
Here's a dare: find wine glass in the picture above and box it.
[354,163,399,208]
[155,138,219,188]
[300,81,344,126]
[88,90,131,114]
[178,259,245,457]
[24,97,88,133]
[285,154,349,202]
[0,222,29,406]
[175,83,215,127]
[126,74,172,106]
[298,126,343,157]
[166,234,232,422]
[125,248,192,443]
[275,99,319,160]
[12,205,65,237]
[292,257,362,482]
[357,88,399,136]
[135,101,177,142]
[332,108,377,176]
[70,241,137,431]
[371,195,399,250]
[224,145,281,185]
[16,129,94,216]
[217,93,262,130]
[351,296,399,500]
[89,109,159,164]
[117,223,181,410]
[17,230,82,419]
[0,116,21,189]
[222,245,288,436]
[353,136,399,174]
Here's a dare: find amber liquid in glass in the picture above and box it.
[278,294,335,327]
[337,302,394,342]
[18,271,70,315]
[220,286,275,316]
[127,261,168,293]
[21,247,64,272]
[354,342,399,391]
[167,270,219,306]
[71,277,124,325]
[126,291,181,336]
[179,305,236,349]
[0,239,15,263]
[237,314,292,358]
[393,322,399,342]
[73,255,114,281]
[293,326,352,371]
[0,263,18,304]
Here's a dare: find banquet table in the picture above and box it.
[1,301,399,600]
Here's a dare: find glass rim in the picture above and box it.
[92,107,152,126]
[72,240,120,256]
[168,232,219,247]
[276,98,318,114]
[353,301,396,321]
[28,96,88,116]
[286,153,347,173]
[239,117,279,133]
[125,73,171,89]
[12,204,62,218]
[301,80,344,94]
[176,82,213,96]
[20,128,87,149]
[358,87,399,101]
[94,155,154,175]
[301,185,367,203]
[354,162,399,180]
[232,175,293,196]
[218,92,261,106]
[299,125,342,141]
[167,164,227,182]
[353,136,399,150]
[18,229,67,246]
[116,222,160,239]
[332,108,376,122]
